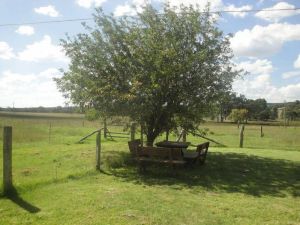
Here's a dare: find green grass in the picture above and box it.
[0,113,300,225]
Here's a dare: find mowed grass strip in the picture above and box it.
[0,113,300,225]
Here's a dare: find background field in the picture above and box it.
[0,112,299,225]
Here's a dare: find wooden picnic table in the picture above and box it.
[155,141,190,149]
[128,140,209,171]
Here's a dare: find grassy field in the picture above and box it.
[0,112,299,225]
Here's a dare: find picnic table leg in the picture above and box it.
[138,161,146,173]
[172,164,179,176]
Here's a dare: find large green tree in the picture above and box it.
[56,4,241,145]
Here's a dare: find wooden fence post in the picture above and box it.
[260,126,264,137]
[3,126,13,194]
[140,123,144,146]
[130,123,136,141]
[239,125,245,148]
[103,118,107,139]
[96,130,101,170]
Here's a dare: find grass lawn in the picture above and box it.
[0,113,300,225]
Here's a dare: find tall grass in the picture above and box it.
[0,112,299,225]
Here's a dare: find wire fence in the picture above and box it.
[1,115,300,193]
[0,116,133,193]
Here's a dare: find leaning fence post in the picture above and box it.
[130,123,136,141]
[96,130,101,170]
[3,126,13,194]
[239,125,245,148]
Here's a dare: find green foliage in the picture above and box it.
[257,108,271,121]
[286,100,300,120]
[85,108,100,121]
[228,108,248,123]
[246,98,268,120]
[55,4,241,144]
[217,93,274,122]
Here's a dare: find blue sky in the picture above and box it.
[0,0,300,107]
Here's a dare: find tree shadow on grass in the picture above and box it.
[0,187,40,213]
[103,151,300,197]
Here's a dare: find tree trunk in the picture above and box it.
[146,133,156,146]
[145,119,162,146]
[220,105,224,123]
[144,111,167,146]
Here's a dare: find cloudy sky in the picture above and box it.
[0,0,300,107]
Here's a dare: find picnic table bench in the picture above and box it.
[128,140,186,172]
[128,140,210,171]
[182,142,210,166]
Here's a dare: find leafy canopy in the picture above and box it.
[229,109,248,123]
[56,4,241,144]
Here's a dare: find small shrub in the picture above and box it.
[85,108,100,121]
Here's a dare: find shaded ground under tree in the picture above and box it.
[103,151,300,197]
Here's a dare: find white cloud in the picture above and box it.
[17,35,69,63]
[34,5,60,17]
[114,0,149,17]
[255,2,300,22]
[294,54,300,69]
[15,25,35,36]
[0,69,65,107]
[233,74,276,101]
[236,59,273,75]
[0,42,14,60]
[231,23,300,57]
[224,4,252,18]
[114,4,136,17]
[278,83,300,101]
[76,0,107,8]
[233,59,300,102]
[281,54,300,79]
[233,73,300,102]
[282,70,300,79]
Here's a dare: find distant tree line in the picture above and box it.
[0,97,299,123]
[0,106,80,114]
[276,100,300,121]
[216,92,300,122]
